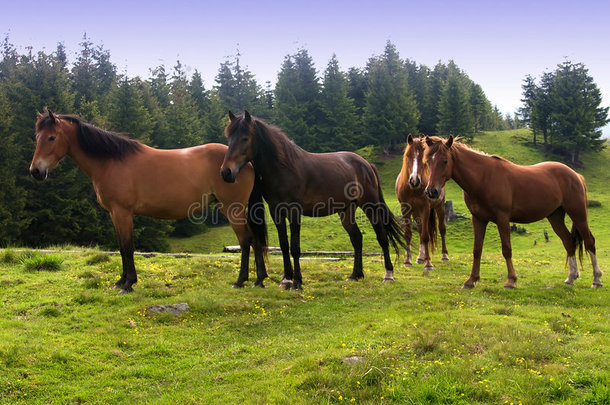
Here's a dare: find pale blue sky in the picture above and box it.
[2,0,609,134]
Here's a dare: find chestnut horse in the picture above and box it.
[220,111,405,290]
[396,134,449,270]
[423,135,602,289]
[29,110,267,292]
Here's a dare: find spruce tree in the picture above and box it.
[363,41,419,152]
[549,61,608,165]
[437,63,474,139]
[318,54,358,151]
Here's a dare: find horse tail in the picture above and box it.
[571,223,584,267]
[247,174,268,256]
[371,165,406,253]
[428,206,437,254]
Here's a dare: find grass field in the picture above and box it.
[1,129,609,404]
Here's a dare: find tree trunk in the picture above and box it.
[532,129,537,146]
[445,200,457,223]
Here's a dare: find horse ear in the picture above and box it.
[407,134,414,145]
[36,110,44,119]
[228,111,236,122]
[425,136,434,147]
[445,135,454,148]
[47,109,58,123]
[244,110,251,123]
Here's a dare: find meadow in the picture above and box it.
[0,130,608,404]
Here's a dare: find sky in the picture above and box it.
[2,0,609,135]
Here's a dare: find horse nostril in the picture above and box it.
[221,168,234,183]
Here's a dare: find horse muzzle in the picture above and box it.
[408,176,421,189]
[221,167,236,183]
[424,187,440,200]
[30,166,48,181]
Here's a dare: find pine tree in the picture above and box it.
[363,41,419,152]
[437,62,474,139]
[548,61,608,165]
[107,75,154,143]
[318,54,358,151]
[274,49,322,150]
[469,83,487,134]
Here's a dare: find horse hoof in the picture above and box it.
[254,282,265,288]
[504,285,516,290]
[564,279,575,285]
[461,283,475,289]
[403,262,412,267]
[118,287,133,294]
[383,277,395,283]
[424,265,434,271]
[592,283,602,289]
[441,255,450,262]
[232,283,245,289]
[416,258,425,264]
[279,279,293,290]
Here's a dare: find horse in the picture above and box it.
[220,111,405,290]
[423,135,602,289]
[395,134,449,270]
[29,109,267,293]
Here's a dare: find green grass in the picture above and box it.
[0,129,608,404]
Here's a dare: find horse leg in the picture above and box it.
[229,221,251,288]
[568,212,602,288]
[110,209,137,293]
[546,209,579,285]
[401,206,413,267]
[252,239,268,288]
[436,202,449,262]
[341,204,364,281]
[463,215,487,289]
[289,217,303,291]
[415,214,426,264]
[274,213,293,289]
[364,206,394,283]
[420,205,434,271]
[497,218,517,289]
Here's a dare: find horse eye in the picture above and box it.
[49,136,56,142]
[241,137,249,142]
[443,159,448,166]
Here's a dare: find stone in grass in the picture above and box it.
[342,356,363,365]
[146,303,190,317]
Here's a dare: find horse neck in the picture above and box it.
[253,127,301,177]
[450,146,489,193]
[64,125,106,179]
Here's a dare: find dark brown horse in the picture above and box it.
[220,111,404,290]
[396,134,449,270]
[29,109,267,292]
[423,135,602,289]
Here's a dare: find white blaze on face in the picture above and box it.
[409,151,419,184]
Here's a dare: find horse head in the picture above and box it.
[423,135,454,200]
[30,109,71,180]
[221,110,257,183]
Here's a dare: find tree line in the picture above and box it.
[0,36,515,249]
[519,60,608,166]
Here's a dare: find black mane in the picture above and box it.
[37,114,142,159]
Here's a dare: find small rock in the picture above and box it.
[343,356,363,365]
[146,303,190,316]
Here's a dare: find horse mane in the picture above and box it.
[228,114,304,168]
[36,113,142,160]
[424,135,507,162]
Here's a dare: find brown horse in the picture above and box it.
[396,134,449,270]
[423,135,602,289]
[29,109,267,292]
[220,111,405,290]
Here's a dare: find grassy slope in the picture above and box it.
[1,129,609,404]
